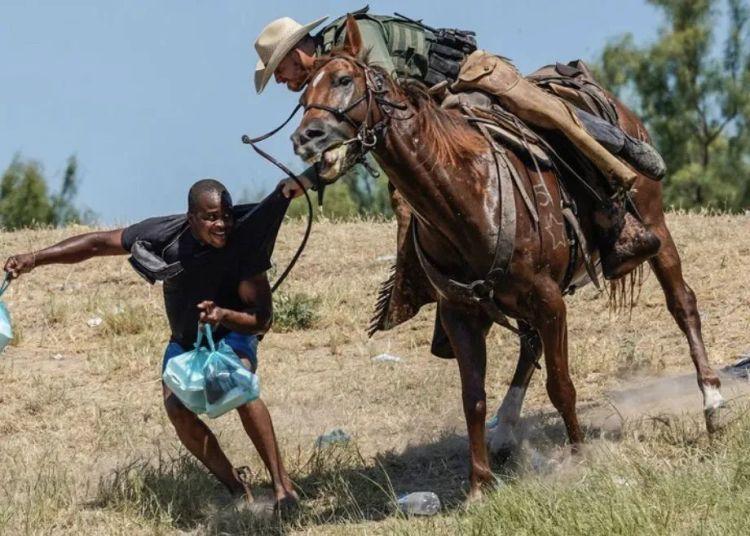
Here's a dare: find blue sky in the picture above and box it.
[0,0,663,224]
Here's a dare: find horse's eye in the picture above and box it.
[339,76,352,87]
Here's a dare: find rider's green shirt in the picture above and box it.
[315,19,398,77]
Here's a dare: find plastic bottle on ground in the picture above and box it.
[315,428,351,448]
[397,492,441,516]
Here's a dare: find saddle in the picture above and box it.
[369,60,616,358]
[526,61,619,125]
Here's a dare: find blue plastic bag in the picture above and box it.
[162,331,210,414]
[162,324,260,418]
[204,344,260,418]
[0,274,13,353]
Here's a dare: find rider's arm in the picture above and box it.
[280,166,318,198]
[300,166,319,188]
[3,230,126,278]
[355,20,398,77]
[197,272,273,335]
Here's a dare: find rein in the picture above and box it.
[239,56,403,293]
[241,119,314,293]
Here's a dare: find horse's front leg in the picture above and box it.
[439,300,494,500]
[489,320,542,460]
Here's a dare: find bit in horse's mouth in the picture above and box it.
[307,144,354,181]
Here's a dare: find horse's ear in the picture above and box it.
[342,14,364,59]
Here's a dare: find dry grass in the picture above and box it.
[0,212,749,534]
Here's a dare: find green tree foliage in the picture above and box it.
[0,155,90,230]
[0,157,52,229]
[287,158,394,220]
[596,0,750,210]
[50,156,85,226]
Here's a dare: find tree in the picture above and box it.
[0,155,90,230]
[596,0,750,210]
[0,157,53,229]
[286,158,394,220]
[50,156,84,226]
[339,157,394,217]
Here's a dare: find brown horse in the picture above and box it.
[291,16,725,499]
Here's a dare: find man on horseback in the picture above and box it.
[287,16,727,500]
[253,8,665,279]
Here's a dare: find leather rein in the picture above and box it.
[239,56,406,292]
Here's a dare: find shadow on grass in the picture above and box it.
[86,433,475,534]
[87,413,635,534]
[291,432,472,523]
[89,454,224,526]
[89,452,293,534]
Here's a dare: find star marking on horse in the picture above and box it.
[544,213,567,250]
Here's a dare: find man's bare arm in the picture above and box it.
[4,229,127,279]
[197,272,273,335]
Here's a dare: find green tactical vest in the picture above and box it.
[315,10,432,81]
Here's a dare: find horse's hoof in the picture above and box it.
[464,488,485,508]
[705,400,731,435]
[490,444,516,465]
[488,426,520,463]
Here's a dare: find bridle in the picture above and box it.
[238,55,408,292]
[300,55,410,168]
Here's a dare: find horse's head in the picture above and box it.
[292,16,377,184]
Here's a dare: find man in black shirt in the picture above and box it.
[3,179,297,509]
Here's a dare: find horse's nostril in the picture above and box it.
[305,128,325,140]
[292,120,327,150]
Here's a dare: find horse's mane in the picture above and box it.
[312,50,486,169]
[396,80,486,169]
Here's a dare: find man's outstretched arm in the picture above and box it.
[4,229,127,279]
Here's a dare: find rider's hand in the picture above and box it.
[4,253,36,279]
[279,177,310,199]
[197,300,226,327]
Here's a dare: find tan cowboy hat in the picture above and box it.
[254,15,328,94]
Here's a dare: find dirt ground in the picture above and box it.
[1,211,749,534]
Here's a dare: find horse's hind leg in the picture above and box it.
[649,221,725,432]
[489,321,542,459]
[533,279,583,446]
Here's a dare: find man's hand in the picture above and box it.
[4,253,36,279]
[279,176,311,199]
[197,300,226,327]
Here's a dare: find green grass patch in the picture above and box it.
[272,292,320,332]
[102,304,151,336]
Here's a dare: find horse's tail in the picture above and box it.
[607,264,646,314]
